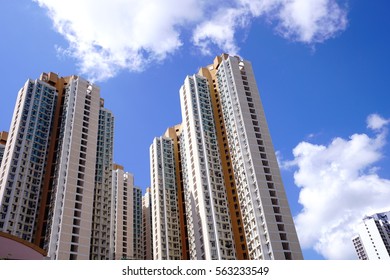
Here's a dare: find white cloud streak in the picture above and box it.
[34,0,348,81]
[284,114,390,259]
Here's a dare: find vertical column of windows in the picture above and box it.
[69,86,90,260]
[133,187,142,259]
[122,179,128,258]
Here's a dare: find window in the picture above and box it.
[277,224,285,231]
[282,242,290,250]
[73,218,80,226]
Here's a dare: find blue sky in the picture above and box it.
[1,0,389,260]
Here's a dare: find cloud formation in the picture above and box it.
[276,0,348,42]
[284,114,390,259]
[367,114,390,131]
[34,0,348,81]
[34,0,202,81]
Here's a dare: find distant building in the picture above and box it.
[112,164,143,260]
[352,235,368,260]
[352,211,390,260]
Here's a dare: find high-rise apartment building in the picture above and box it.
[142,187,153,259]
[112,164,143,260]
[150,132,182,259]
[112,164,133,259]
[199,62,248,260]
[90,99,114,260]
[40,73,101,260]
[0,77,58,243]
[209,54,302,260]
[166,125,190,260]
[352,211,390,260]
[150,54,302,260]
[179,74,237,260]
[0,72,115,260]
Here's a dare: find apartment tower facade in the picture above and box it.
[150,54,302,260]
[0,72,115,260]
[0,76,58,243]
[179,74,237,259]
[150,130,182,259]
[34,73,101,260]
[90,99,114,260]
[352,211,390,260]
[209,55,302,260]
[112,165,133,259]
[112,165,143,260]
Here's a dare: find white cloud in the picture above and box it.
[367,113,390,131]
[192,7,249,56]
[284,114,390,259]
[34,0,348,81]
[276,0,348,43]
[192,0,348,55]
[34,0,203,81]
